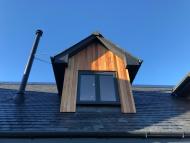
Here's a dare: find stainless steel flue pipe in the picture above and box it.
[17,30,43,94]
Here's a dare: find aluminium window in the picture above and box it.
[77,71,119,104]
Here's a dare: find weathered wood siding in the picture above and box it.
[60,42,136,113]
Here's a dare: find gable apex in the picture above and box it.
[51,32,142,95]
[52,32,141,65]
[91,31,103,37]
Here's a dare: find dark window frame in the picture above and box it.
[77,70,120,105]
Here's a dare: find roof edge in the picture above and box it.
[0,131,188,138]
[53,34,97,58]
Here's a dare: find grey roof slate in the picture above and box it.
[0,83,190,138]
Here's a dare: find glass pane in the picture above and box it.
[79,75,96,101]
[99,75,117,101]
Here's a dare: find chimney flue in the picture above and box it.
[17,29,43,95]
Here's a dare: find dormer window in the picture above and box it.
[77,71,119,104]
[51,32,142,113]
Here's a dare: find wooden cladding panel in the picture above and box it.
[115,56,136,113]
[60,43,136,113]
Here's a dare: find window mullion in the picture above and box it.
[96,74,101,102]
[77,72,81,102]
[114,75,120,101]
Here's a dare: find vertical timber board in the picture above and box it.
[125,68,136,113]
[115,55,136,113]
[60,57,77,112]
[97,44,107,70]
[60,60,70,112]
[60,42,136,113]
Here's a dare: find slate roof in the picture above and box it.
[0,83,190,138]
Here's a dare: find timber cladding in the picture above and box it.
[60,42,136,113]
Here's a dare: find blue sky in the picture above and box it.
[0,0,190,85]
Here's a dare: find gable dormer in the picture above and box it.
[51,32,142,113]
